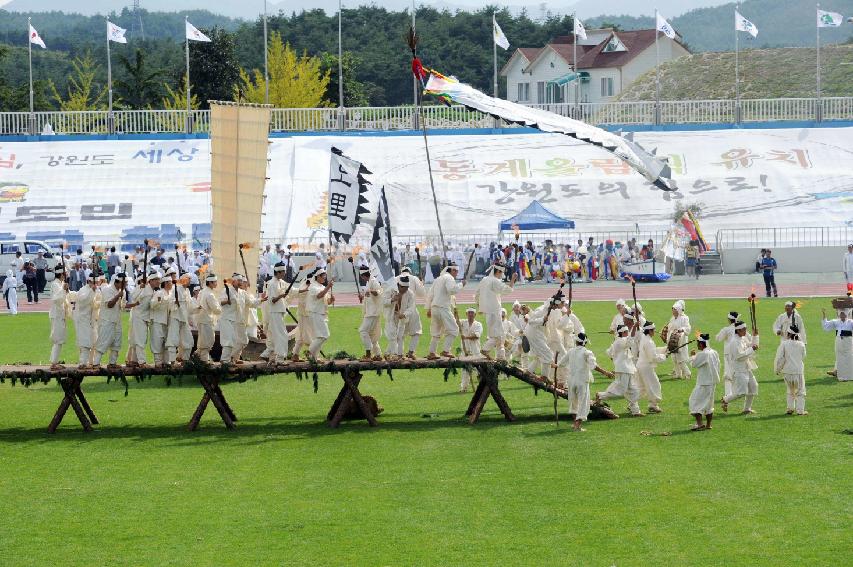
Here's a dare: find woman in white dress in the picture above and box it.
[2,270,18,315]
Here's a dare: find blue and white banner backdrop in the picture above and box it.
[1,127,852,248]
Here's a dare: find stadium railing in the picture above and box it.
[716,226,852,249]
[3,97,853,136]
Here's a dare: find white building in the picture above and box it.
[501,28,690,105]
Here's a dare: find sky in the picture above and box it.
[0,0,733,19]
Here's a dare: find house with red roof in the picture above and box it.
[501,28,689,105]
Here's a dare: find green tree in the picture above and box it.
[114,48,163,109]
[0,45,10,110]
[48,51,107,111]
[319,51,369,107]
[599,21,624,31]
[161,77,200,111]
[5,80,53,112]
[238,31,330,107]
[186,27,241,108]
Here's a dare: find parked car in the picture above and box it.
[0,240,59,287]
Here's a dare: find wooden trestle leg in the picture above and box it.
[48,377,95,433]
[327,369,378,428]
[466,365,515,424]
[188,374,237,431]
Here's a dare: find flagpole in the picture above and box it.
[573,12,578,112]
[337,0,345,129]
[734,4,740,124]
[492,13,498,98]
[655,8,661,125]
[816,2,822,122]
[263,0,269,105]
[493,12,500,128]
[106,18,114,133]
[28,17,34,135]
[185,16,192,133]
[412,1,418,129]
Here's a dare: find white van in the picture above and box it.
[0,240,59,287]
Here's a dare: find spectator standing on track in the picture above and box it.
[843,244,853,292]
[121,254,135,277]
[150,249,167,269]
[22,261,38,303]
[761,250,778,297]
[685,240,700,279]
[106,247,120,279]
[12,250,24,280]
[33,250,48,292]
[69,263,86,292]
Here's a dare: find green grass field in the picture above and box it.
[0,298,850,566]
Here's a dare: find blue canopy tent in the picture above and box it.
[498,200,575,232]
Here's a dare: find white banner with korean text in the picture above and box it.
[0,127,851,250]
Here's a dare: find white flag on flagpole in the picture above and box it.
[735,10,758,38]
[573,17,587,40]
[107,21,127,43]
[186,20,212,42]
[29,24,46,49]
[493,17,510,50]
[817,9,843,27]
[656,13,676,39]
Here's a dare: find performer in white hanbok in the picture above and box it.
[609,299,629,333]
[384,276,415,358]
[459,308,483,392]
[357,265,383,361]
[48,271,71,369]
[637,321,667,413]
[500,309,517,357]
[165,274,194,366]
[217,276,240,365]
[664,300,691,379]
[306,268,335,359]
[688,334,720,430]
[195,274,221,363]
[560,305,585,351]
[3,269,18,315]
[721,321,760,414]
[773,302,807,344]
[267,262,290,364]
[150,277,171,367]
[508,301,526,365]
[775,325,807,415]
[93,273,126,368]
[425,263,464,359]
[398,267,426,359]
[125,274,144,365]
[258,275,273,360]
[597,325,642,416]
[476,262,516,360]
[71,275,98,368]
[126,272,158,367]
[235,275,262,362]
[523,300,557,377]
[822,308,853,381]
[715,311,740,397]
[290,276,313,362]
[545,298,573,368]
[89,280,102,365]
[556,332,595,431]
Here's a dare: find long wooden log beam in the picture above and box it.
[0,357,492,383]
